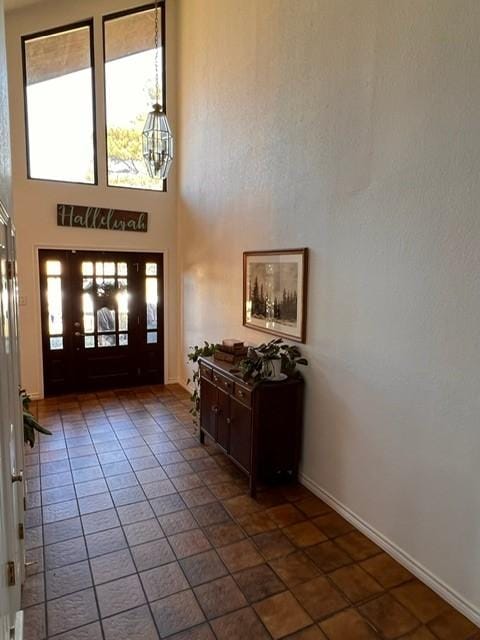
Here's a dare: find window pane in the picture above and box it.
[23,24,96,183]
[98,334,116,347]
[104,262,115,276]
[96,278,115,297]
[118,315,128,332]
[117,262,127,276]
[82,261,94,276]
[146,262,157,276]
[97,307,115,332]
[50,336,63,350]
[119,334,128,346]
[116,279,128,331]
[104,7,165,191]
[83,293,95,333]
[82,293,94,334]
[118,303,128,330]
[146,277,157,330]
[84,335,95,349]
[147,332,157,344]
[46,260,61,275]
[47,276,63,335]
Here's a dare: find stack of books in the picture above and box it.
[214,339,248,363]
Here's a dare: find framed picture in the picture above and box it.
[243,248,309,343]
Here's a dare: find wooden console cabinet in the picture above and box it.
[198,356,304,496]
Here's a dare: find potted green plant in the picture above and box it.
[239,338,308,383]
[20,389,52,448]
[186,342,216,424]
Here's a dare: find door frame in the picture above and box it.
[33,243,170,398]
[0,203,24,638]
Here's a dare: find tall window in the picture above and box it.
[22,21,97,184]
[104,4,166,191]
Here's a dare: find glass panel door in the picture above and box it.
[146,262,158,344]
[45,259,64,350]
[39,250,164,395]
[80,259,129,349]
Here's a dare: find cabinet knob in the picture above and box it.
[226,417,231,425]
[238,390,244,398]
[212,406,219,413]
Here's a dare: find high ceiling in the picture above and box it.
[4,0,48,11]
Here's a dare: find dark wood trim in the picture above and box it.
[101,0,166,87]
[38,249,165,395]
[90,16,99,186]
[157,255,165,366]
[20,18,95,43]
[101,1,164,25]
[102,1,168,193]
[21,19,99,186]
[20,27,30,181]
[243,248,309,343]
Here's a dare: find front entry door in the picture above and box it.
[39,250,164,395]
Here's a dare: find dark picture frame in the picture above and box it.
[243,248,309,343]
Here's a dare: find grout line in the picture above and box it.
[60,405,107,640]
[38,434,48,639]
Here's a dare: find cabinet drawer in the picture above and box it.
[234,383,252,407]
[199,363,212,380]
[212,371,233,394]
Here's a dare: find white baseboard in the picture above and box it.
[28,392,43,401]
[299,472,480,627]
[14,610,24,640]
[166,378,179,385]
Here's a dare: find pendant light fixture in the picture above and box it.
[142,0,173,179]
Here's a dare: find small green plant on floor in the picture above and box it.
[21,388,52,448]
[186,342,216,424]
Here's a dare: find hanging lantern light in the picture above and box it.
[142,0,173,179]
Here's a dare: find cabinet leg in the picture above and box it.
[249,476,257,498]
[199,429,205,445]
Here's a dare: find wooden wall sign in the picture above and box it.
[57,204,148,233]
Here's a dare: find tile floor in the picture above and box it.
[22,385,479,640]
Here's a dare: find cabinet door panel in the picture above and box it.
[216,389,230,451]
[229,398,252,472]
[200,378,217,439]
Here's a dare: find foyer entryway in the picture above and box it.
[39,250,164,395]
[22,387,479,640]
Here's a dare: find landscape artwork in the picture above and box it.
[243,249,308,342]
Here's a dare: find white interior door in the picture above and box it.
[0,201,24,639]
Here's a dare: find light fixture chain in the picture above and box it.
[154,0,159,105]
[143,0,173,180]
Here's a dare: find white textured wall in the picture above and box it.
[6,0,179,396]
[0,0,11,208]
[177,0,480,618]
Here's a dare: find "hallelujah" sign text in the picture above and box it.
[57,204,148,233]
